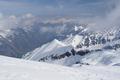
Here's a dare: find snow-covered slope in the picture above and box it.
[0,55,120,80]
[81,49,120,66]
[24,39,72,61]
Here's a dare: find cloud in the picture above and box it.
[0,13,37,31]
[87,0,120,32]
[0,0,120,33]
[0,14,18,30]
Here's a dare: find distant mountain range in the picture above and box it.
[0,20,85,58]
[0,17,120,66]
[23,25,120,66]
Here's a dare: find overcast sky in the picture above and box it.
[0,0,118,17]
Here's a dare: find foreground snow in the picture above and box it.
[0,56,120,80]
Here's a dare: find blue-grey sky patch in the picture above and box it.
[0,0,119,17]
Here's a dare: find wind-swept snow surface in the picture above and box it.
[0,55,120,80]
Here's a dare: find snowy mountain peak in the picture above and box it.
[52,39,66,46]
[71,35,83,48]
[74,25,84,31]
[23,38,72,61]
[63,34,83,48]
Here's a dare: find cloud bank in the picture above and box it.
[88,0,120,32]
[0,0,120,33]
